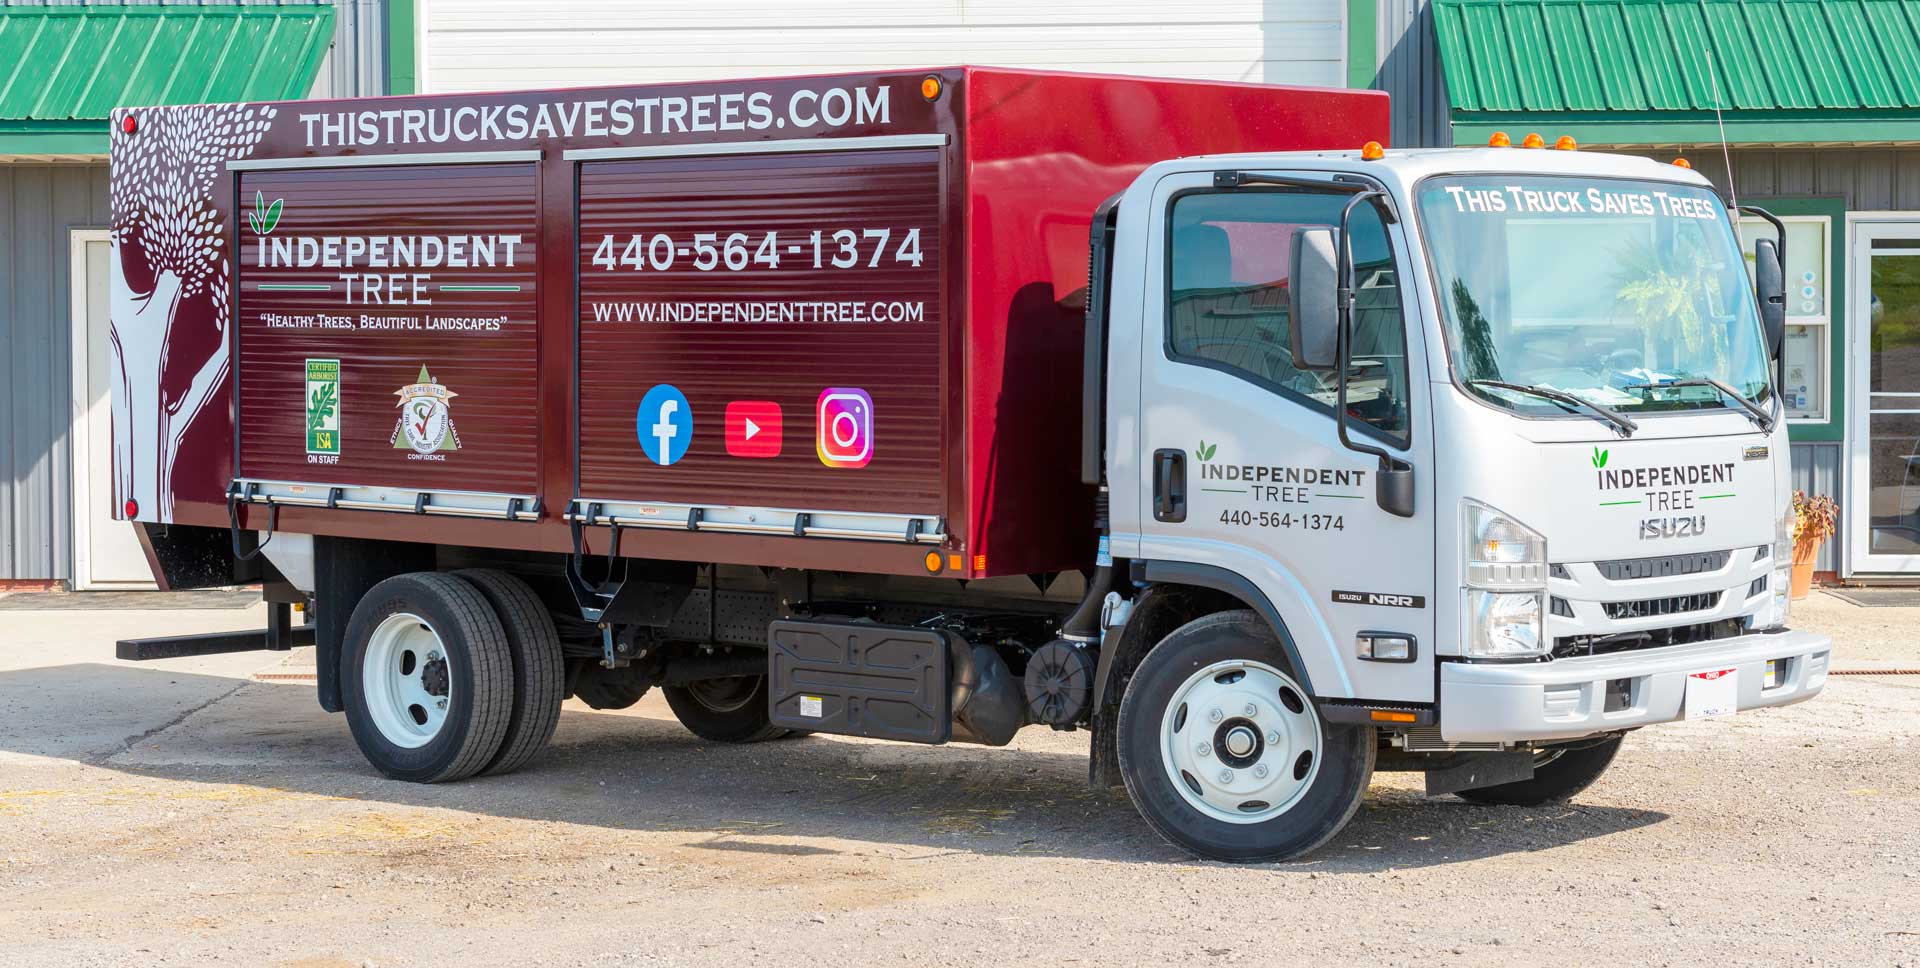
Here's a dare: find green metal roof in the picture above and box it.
[1432,0,1920,145]
[0,4,334,155]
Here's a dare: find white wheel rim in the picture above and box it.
[362,612,452,749]
[1159,659,1322,824]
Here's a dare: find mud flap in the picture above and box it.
[1424,750,1535,797]
[767,619,954,744]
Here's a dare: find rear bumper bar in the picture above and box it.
[1438,628,1830,743]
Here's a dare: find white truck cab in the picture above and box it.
[1090,144,1829,860]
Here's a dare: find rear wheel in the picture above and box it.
[1117,610,1373,863]
[342,572,514,783]
[455,569,564,776]
[1455,735,1624,806]
[663,675,790,743]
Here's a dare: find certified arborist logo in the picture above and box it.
[305,359,340,457]
[391,366,461,457]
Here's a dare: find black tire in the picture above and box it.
[1116,610,1374,863]
[1456,735,1624,806]
[663,675,789,743]
[454,569,564,777]
[341,572,514,783]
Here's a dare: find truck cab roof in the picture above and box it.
[1148,145,1717,196]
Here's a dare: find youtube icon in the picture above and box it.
[724,400,783,458]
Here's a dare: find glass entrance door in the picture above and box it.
[1850,221,1920,573]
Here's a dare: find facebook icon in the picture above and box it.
[636,384,692,466]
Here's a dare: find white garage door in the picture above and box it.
[418,0,1347,93]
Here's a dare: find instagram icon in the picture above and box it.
[816,388,873,468]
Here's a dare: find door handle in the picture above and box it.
[1153,448,1186,523]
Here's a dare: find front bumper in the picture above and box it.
[1438,628,1830,743]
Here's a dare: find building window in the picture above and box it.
[1740,214,1831,423]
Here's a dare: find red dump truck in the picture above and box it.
[113,67,1382,858]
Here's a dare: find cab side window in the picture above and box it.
[1166,191,1411,444]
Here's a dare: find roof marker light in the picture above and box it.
[1672,157,1693,168]
[1488,131,1511,147]
[1553,135,1578,151]
[1520,132,1545,149]
[1360,140,1385,160]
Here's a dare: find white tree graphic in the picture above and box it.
[108,103,277,522]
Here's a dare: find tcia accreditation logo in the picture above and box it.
[392,366,461,459]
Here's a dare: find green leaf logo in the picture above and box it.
[1591,446,1609,469]
[249,190,283,235]
[1197,440,1217,462]
[307,381,337,431]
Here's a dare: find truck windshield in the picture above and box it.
[1417,175,1772,418]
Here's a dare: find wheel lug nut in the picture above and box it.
[1266,731,1280,744]
[1197,743,1211,757]
[1243,703,1258,718]
[1208,708,1224,723]
[435,699,447,710]
[1253,764,1269,779]
[1218,770,1234,784]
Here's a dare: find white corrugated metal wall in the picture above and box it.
[0,0,385,581]
[416,0,1348,92]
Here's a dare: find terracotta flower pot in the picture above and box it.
[1790,536,1824,600]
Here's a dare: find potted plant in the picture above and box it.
[1790,490,1838,600]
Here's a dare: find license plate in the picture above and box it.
[1685,668,1738,719]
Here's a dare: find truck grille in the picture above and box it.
[1553,617,1745,659]
[1601,591,1721,620]
[1593,550,1731,581]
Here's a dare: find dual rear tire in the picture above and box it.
[342,570,563,783]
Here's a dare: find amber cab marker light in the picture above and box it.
[920,75,942,101]
[1673,157,1693,168]
[1520,132,1545,149]
[120,114,136,135]
[1360,140,1385,161]
[1553,135,1578,151]
[1487,131,1511,147]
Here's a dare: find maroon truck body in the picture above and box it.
[111,67,1388,580]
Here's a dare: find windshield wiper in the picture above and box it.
[1624,378,1775,432]
[1467,380,1638,437]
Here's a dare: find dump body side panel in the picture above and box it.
[235,162,542,500]
[574,146,947,516]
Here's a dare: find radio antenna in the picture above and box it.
[1706,46,1738,216]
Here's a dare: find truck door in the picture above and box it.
[1135,171,1436,703]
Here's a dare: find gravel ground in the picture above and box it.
[0,591,1915,967]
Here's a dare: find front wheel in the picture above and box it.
[1455,735,1624,806]
[1117,610,1373,863]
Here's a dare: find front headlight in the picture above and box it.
[1462,501,1548,658]
[1466,590,1545,656]
[1759,504,1794,630]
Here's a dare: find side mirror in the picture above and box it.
[1287,227,1341,371]
[1753,234,1787,360]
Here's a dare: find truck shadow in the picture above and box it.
[1,665,1668,870]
